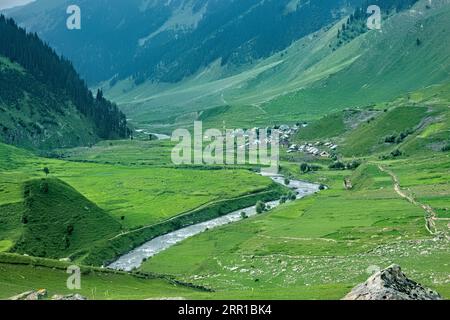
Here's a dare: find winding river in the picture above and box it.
[107,175,320,271]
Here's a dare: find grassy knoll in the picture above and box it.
[340,105,431,157]
[11,178,122,260]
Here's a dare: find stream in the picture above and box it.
[107,174,320,271]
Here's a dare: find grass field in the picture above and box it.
[0,253,207,300]
[0,141,281,264]
[139,160,450,299]
[0,142,275,228]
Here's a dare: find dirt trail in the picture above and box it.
[378,165,438,236]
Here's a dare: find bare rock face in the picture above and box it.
[343,264,442,300]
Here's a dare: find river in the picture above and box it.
[107,175,320,271]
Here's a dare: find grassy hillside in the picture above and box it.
[0,15,129,150]
[0,55,99,149]
[287,81,450,160]
[11,178,122,260]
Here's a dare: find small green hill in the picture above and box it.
[11,178,122,260]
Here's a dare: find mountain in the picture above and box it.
[5,0,440,134]
[101,0,449,132]
[4,0,367,84]
[0,15,129,149]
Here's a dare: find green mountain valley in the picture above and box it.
[0,0,448,302]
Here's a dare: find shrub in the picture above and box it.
[391,149,402,158]
[385,135,397,143]
[346,160,361,170]
[288,191,297,201]
[240,212,248,219]
[329,161,346,170]
[256,201,266,214]
[319,184,326,190]
[300,163,310,173]
[442,144,450,152]
[284,178,290,185]
[66,225,74,236]
[43,167,50,176]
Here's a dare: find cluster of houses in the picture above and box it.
[226,123,305,148]
[287,141,338,158]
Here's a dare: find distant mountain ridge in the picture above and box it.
[4,0,367,84]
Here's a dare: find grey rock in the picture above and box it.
[51,293,87,300]
[343,264,442,300]
[9,289,47,300]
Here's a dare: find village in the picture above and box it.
[134,122,338,160]
[272,124,339,159]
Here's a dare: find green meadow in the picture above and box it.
[139,160,449,299]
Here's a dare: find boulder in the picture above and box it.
[343,264,442,300]
[9,289,47,300]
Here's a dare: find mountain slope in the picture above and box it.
[0,15,129,149]
[4,0,366,84]
[105,0,450,132]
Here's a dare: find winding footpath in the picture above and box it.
[378,165,440,236]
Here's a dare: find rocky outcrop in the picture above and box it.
[343,264,442,300]
[9,289,87,300]
[9,289,47,300]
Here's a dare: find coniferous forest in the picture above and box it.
[0,15,129,142]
